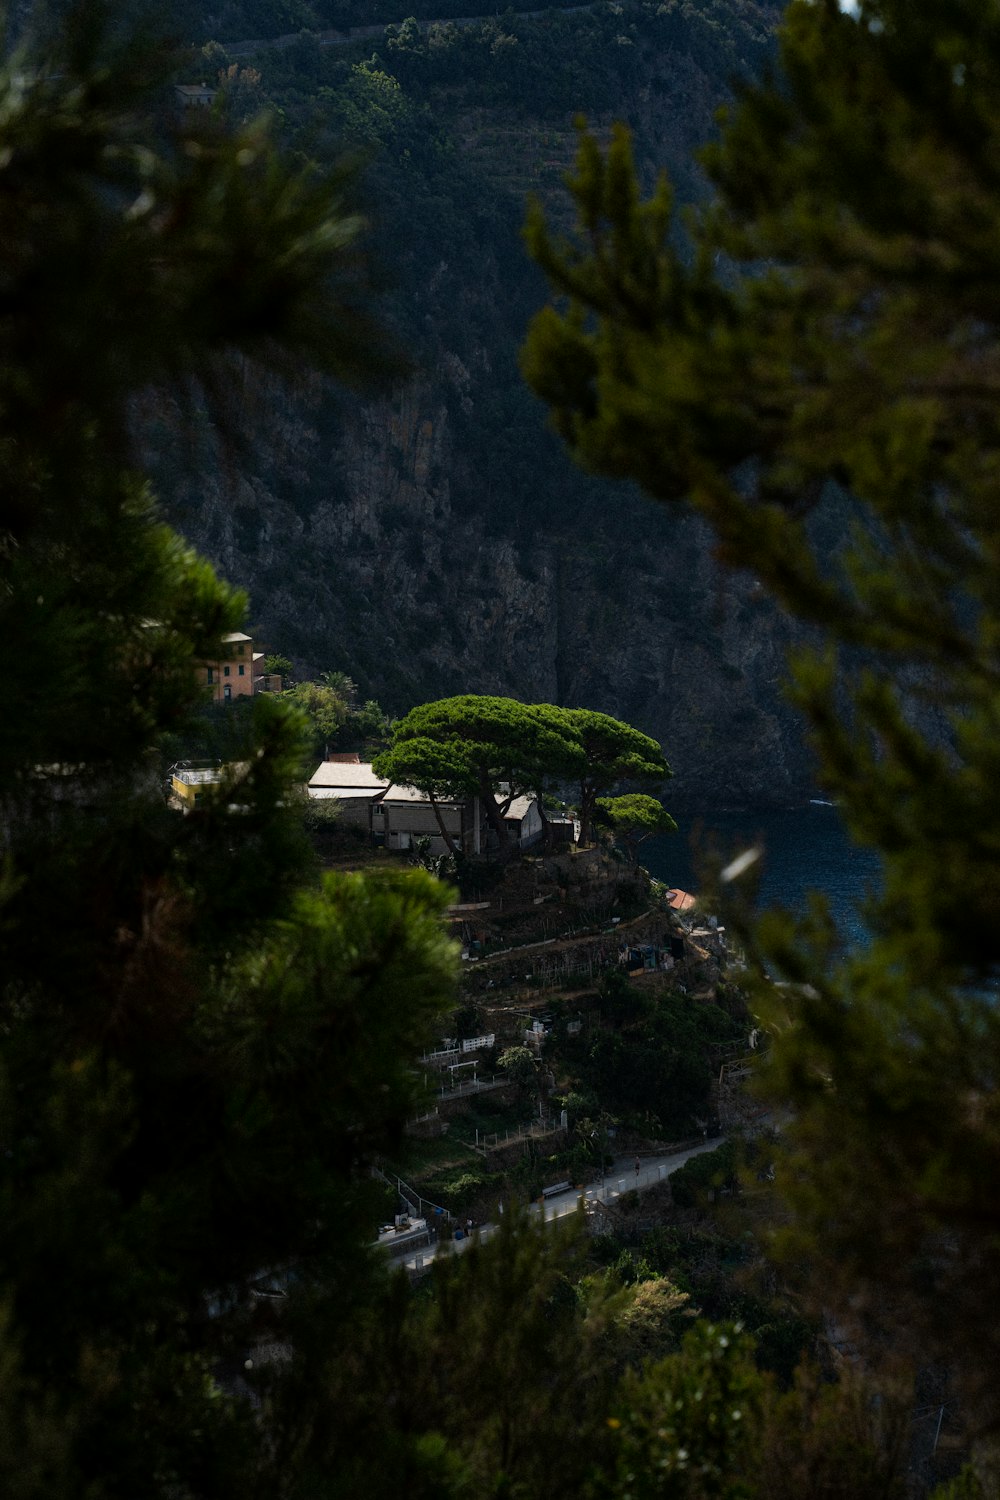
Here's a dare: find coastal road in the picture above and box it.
[538,1139,723,1224]
[398,1137,726,1272]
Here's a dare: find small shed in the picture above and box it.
[174,82,217,108]
[504,794,543,850]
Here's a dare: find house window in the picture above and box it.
[206,667,214,684]
[238,664,245,676]
[224,665,230,677]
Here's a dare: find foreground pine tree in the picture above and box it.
[523,0,1000,1464]
[0,7,455,1494]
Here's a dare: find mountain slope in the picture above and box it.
[161,1,808,807]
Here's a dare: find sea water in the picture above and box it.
[641,802,881,948]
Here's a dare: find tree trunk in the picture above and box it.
[479,772,514,856]
[428,789,460,858]
[535,792,552,851]
[578,784,595,846]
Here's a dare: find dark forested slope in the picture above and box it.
[159,1,806,808]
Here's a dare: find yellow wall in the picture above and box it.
[171,774,201,808]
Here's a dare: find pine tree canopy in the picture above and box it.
[595,794,677,862]
[557,706,669,844]
[524,0,1000,1446]
[375,694,669,849]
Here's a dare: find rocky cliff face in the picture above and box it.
[162,1,813,810]
[166,361,814,810]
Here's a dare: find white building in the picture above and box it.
[306,762,543,856]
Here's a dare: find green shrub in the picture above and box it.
[670,1142,740,1209]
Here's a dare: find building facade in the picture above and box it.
[199,631,254,704]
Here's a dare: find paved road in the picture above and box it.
[539,1139,723,1222]
[398,1137,725,1272]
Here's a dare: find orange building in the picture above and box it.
[200,631,254,704]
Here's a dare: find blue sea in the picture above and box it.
[641,802,881,948]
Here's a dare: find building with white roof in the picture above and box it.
[306,761,542,855]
